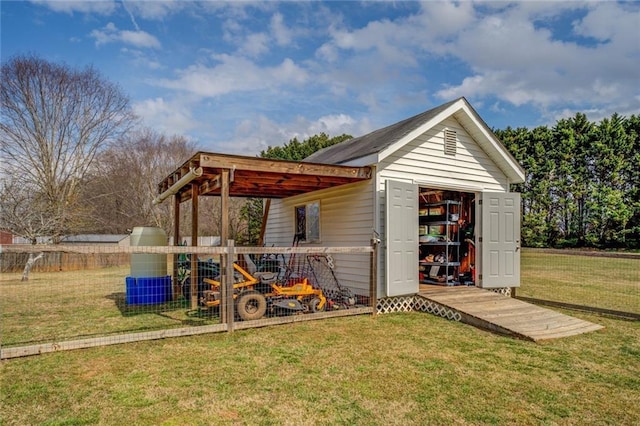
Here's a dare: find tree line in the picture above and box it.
[496,113,640,249]
[2,54,638,249]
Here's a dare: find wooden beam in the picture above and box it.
[2,309,376,359]
[198,174,221,196]
[220,169,229,243]
[199,153,371,179]
[219,169,230,325]
[258,199,271,247]
[224,239,235,331]
[190,182,199,310]
[173,195,181,300]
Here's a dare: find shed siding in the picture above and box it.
[380,117,510,191]
[376,116,510,297]
[264,180,374,295]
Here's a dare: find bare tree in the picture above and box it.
[0,176,59,244]
[0,55,135,242]
[83,128,195,235]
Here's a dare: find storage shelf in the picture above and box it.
[419,199,461,287]
[420,278,461,286]
[420,261,461,267]
[422,200,461,207]
[419,218,460,226]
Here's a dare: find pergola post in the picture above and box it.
[190,182,199,310]
[172,195,181,300]
[220,169,231,325]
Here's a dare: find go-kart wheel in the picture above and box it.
[236,291,267,321]
[308,297,324,313]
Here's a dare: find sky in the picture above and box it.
[1,1,639,155]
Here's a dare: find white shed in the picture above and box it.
[264,97,526,300]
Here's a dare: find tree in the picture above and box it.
[498,112,639,249]
[622,115,640,246]
[0,55,135,242]
[260,132,352,160]
[82,128,195,235]
[587,114,633,246]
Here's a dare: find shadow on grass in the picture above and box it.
[107,292,220,327]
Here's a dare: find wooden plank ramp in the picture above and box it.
[418,285,604,342]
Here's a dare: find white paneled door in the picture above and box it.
[385,180,419,296]
[480,192,521,288]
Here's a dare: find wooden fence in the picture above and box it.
[1,251,130,273]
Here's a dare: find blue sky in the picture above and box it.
[2,1,639,155]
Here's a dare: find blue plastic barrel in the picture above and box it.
[125,275,171,305]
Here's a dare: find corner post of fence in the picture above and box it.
[224,240,235,331]
[370,237,379,315]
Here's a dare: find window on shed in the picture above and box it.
[294,201,320,243]
[444,129,457,156]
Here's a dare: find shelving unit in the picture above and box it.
[419,200,461,286]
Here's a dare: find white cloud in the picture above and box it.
[30,0,117,15]
[423,2,640,114]
[239,32,270,58]
[132,97,197,137]
[306,0,638,124]
[121,48,163,70]
[209,112,369,156]
[156,55,308,98]
[270,12,293,46]
[123,0,189,20]
[91,23,161,49]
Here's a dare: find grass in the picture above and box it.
[1,250,639,424]
[1,311,639,425]
[2,250,637,347]
[0,266,218,346]
[519,250,640,314]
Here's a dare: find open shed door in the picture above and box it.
[479,192,521,288]
[385,180,419,296]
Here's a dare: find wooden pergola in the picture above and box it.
[156,151,372,244]
[156,152,372,313]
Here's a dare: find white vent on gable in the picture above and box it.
[444,129,457,156]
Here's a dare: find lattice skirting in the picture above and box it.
[376,288,512,321]
[377,296,415,314]
[376,295,461,321]
[413,297,462,321]
[488,287,512,297]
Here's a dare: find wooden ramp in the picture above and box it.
[418,286,604,342]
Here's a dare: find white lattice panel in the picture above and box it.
[488,287,511,297]
[377,296,461,321]
[376,296,415,314]
[413,297,461,321]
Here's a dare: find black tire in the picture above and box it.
[236,291,267,321]
[308,297,324,313]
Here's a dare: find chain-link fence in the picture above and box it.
[518,249,640,319]
[0,243,375,359]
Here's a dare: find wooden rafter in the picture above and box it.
[158,151,372,202]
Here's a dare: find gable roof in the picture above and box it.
[305,97,525,184]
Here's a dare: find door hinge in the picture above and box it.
[479,274,482,280]
[478,199,483,205]
[479,237,483,243]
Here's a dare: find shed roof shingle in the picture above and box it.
[304,98,461,165]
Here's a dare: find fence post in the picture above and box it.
[225,240,235,332]
[370,238,379,315]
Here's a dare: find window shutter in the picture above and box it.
[444,129,457,156]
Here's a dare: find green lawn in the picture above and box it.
[0,266,218,346]
[519,250,640,314]
[1,250,638,348]
[1,250,639,424]
[1,311,639,425]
